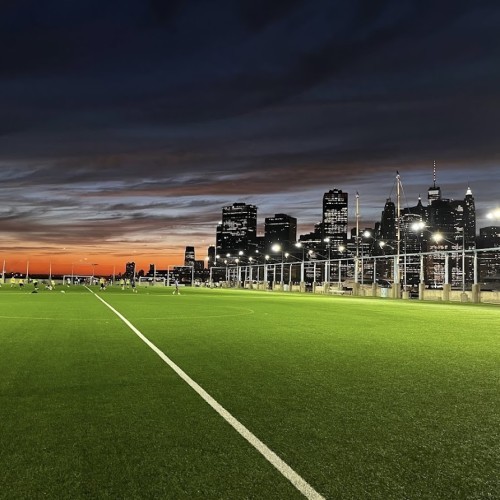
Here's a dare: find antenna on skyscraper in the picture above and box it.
[433,160,437,188]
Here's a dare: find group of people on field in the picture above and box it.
[9,276,56,291]
[4,275,184,296]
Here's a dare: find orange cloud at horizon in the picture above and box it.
[0,248,195,277]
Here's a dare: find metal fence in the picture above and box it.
[209,247,500,303]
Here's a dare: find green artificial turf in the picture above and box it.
[0,284,499,499]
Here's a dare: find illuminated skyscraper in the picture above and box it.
[216,202,257,255]
[184,246,195,267]
[322,189,348,251]
[428,161,442,204]
[463,186,476,249]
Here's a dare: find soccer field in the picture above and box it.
[0,285,499,499]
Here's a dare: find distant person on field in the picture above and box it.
[10,276,16,287]
[131,279,137,293]
[172,279,180,295]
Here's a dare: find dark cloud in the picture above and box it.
[1,0,499,267]
[238,0,305,33]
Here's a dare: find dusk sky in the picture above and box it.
[1,0,499,275]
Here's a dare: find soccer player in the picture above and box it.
[172,279,180,295]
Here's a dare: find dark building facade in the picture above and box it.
[216,202,258,256]
[124,261,136,279]
[264,213,297,252]
[207,245,216,267]
[378,198,397,247]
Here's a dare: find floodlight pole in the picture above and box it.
[419,254,425,300]
[296,243,305,289]
[395,172,401,298]
[355,192,360,286]
[280,255,284,290]
[461,230,466,293]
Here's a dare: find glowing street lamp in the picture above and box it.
[323,237,331,285]
[360,230,372,285]
[337,245,346,287]
[248,256,254,284]
[264,254,270,287]
[295,242,306,286]
[271,243,284,289]
[411,221,426,232]
[486,208,500,220]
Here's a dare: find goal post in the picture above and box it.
[138,277,166,287]
[62,275,94,285]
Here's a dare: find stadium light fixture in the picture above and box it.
[271,243,282,253]
[486,208,500,220]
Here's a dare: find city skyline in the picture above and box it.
[1,1,499,274]
[2,173,497,276]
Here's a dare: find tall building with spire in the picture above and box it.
[463,186,476,249]
[428,160,442,204]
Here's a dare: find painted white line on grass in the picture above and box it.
[87,288,325,500]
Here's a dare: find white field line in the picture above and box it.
[87,288,325,500]
[0,315,116,321]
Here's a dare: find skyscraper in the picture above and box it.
[379,198,397,244]
[322,189,348,251]
[216,202,257,255]
[463,186,476,249]
[184,246,195,267]
[207,245,216,267]
[264,213,297,252]
[428,161,442,205]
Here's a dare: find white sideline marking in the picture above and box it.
[87,288,325,500]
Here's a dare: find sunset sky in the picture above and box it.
[1,0,499,276]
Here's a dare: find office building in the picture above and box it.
[216,202,258,256]
[322,189,348,253]
[264,213,297,252]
